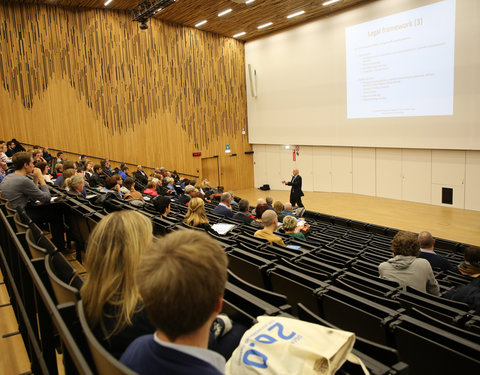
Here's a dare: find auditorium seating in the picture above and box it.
[1,180,479,375]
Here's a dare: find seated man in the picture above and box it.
[232,199,254,224]
[134,165,149,185]
[281,202,297,217]
[254,210,285,246]
[178,184,195,205]
[379,231,440,296]
[0,151,65,250]
[212,192,234,218]
[418,231,456,271]
[121,230,228,375]
[457,245,480,278]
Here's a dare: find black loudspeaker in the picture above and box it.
[442,187,453,204]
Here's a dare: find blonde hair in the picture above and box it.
[81,211,153,338]
[65,175,84,191]
[184,197,209,227]
[138,230,227,341]
[282,216,298,232]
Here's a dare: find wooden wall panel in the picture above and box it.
[0,2,254,190]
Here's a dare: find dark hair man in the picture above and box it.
[0,151,65,250]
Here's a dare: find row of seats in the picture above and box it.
[2,186,479,374]
[0,202,411,375]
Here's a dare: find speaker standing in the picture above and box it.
[282,168,304,208]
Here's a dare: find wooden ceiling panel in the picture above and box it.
[2,0,374,41]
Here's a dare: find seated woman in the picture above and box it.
[152,195,171,217]
[282,216,306,240]
[65,175,86,198]
[82,210,245,360]
[184,197,212,231]
[36,161,53,184]
[250,203,269,228]
[379,231,440,296]
[0,143,12,164]
[123,177,143,200]
[143,179,158,196]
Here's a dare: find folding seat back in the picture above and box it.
[226,248,274,289]
[45,253,83,305]
[390,315,480,374]
[77,301,137,375]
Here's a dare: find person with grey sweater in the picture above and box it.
[379,231,440,296]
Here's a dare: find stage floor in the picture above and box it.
[235,188,480,246]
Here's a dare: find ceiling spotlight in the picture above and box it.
[104,0,113,6]
[258,22,273,29]
[195,20,207,27]
[287,10,305,19]
[322,0,341,6]
[245,0,256,4]
[218,9,232,17]
[233,31,246,38]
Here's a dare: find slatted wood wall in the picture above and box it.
[0,2,254,190]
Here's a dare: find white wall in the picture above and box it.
[253,145,480,211]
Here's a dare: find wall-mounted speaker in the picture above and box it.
[248,64,257,98]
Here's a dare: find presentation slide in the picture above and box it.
[346,0,456,119]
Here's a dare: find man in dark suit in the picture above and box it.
[282,168,304,208]
[233,199,254,224]
[212,192,234,218]
[418,231,456,271]
[134,165,148,185]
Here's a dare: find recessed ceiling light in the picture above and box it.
[322,0,341,6]
[153,7,162,14]
[195,20,207,27]
[104,0,113,6]
[245,0,256,4]
[287,10,305,19]
[233,32,246,38]
[258,22,273,29]
[218,9,232,17]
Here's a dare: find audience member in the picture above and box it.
[254,210,285,246]
[178,184,195,205]
[123,177,143,200]
[152,196,171,217]
[418,231,456,271]
[77,154,87,168]
[144,179,159,196]
[232,199,254,224]
[60,168,76,189]
[165,177,177,196]
[100,159,112,178]
[88,164,104,188]
[42,147,54,162]
[457,245,480,278]
[100,176,123,198]
[282,216,306,240]
[135,165,148,185]
[6,141,16,157]
[81,211,154,358]
[265,196,274,210]
[212,192,234,218]
[32,149,45,165]
[54,160,76,187]
[250,203,269,228]
[120,230,228,375]
[11,139,26,154]
[0,151,65,250]
[84,161,93,179]
[379,231,440,295]
[65,175,86,198]
[273,201,285,222]
[119,165,130,181]
[36,161,53,184]
[0,143,12,164]
[445,246,480,313]
[54,163,63,178]
[0,162,7,184]
[282,202,296,217]
[56,151,64,164]
[184,197,212,231]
